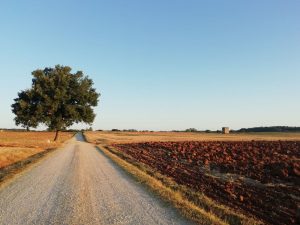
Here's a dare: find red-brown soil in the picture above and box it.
[113,141,300,225]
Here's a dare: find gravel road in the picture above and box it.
[0,133,194,225]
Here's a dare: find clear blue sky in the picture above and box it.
[0,0,299,131]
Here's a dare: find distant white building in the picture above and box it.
[222,127,230,134]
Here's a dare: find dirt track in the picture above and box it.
[0,133,194,225]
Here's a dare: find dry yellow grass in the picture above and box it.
[86,131,300,145]
[0,131,74,168]
[0,147,44,168]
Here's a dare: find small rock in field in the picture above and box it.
[240,195,244,202]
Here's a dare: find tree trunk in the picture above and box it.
[54,130,59,142]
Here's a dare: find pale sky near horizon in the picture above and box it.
[0,0,299,131]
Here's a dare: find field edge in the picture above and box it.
[0,133,75,188]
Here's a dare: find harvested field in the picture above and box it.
[0,131,74,168]
[113,141,300,225]
[85,131,300,145]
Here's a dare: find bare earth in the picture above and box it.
[0,133,194,225]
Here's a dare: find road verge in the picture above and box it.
[0,148,57,187]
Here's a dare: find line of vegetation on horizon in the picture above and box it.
[92,126,300,133]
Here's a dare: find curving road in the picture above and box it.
[0,133,194,225]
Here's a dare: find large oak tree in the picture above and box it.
[12,65,100,141]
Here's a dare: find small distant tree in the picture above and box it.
[185,128,198,132]
[112,129,121,132]
[12,65,100,141]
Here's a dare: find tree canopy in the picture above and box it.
[11,65,100,140]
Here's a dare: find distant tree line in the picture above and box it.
[236,126,300,132]
[0,128,86,132]
[4,126,299,133]
[0,128,28,132]
[111,129,144,132]
[182,126,300,133]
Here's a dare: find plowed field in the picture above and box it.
[114,141,300,225]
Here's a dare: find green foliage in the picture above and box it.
[12,65,100,134]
